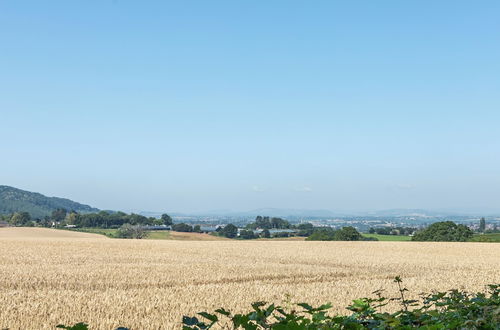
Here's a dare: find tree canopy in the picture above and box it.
[171,223,193,232]
[307,226,363,241]
[161,214,173,226]
[412,221,473,242]
[246,216,291,230]
[220,224,238,238]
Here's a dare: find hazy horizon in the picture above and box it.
[1,1,499,213]
[2,184,500,216]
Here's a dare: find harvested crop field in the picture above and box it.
[0,228,499,329]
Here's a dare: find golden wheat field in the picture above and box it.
[0,228,499,330]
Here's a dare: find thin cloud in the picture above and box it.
[252,185,267,192]
[395,184,415,190]
[294,186,313,192]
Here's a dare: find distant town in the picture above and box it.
[165,214,500,233]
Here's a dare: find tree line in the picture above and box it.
[0,209,174,228]
[368,226,416,236]
[1,210,495,242]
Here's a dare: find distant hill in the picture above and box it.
[192,208,343,218]
[0,185,99,218]
[181,208,470,218]
[237,208,341,217]
[360,209,459,218]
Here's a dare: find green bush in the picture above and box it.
[412,221,473,242]
[182,277,500,329]
[172,223,194,232]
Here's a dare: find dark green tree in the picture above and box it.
[239,229,256,239]
[51,208,67,222]
[296,223,314,236]
[412,221,473,242]
[128,213,150,225]
[161,213,173,226]
[479,217,486,232]
[171,223,193,232]
[334,226,362,241]
[247,216,291,230]
[261,229,271,238]
[306,227,337,241]
[10,212,31,226]
[220,224,238,238]
[307,227,363,241]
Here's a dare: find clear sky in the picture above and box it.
[1,1,499,214]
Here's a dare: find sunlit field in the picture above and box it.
[0,227,499,329]
[361,233,411,241]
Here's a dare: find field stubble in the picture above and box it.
[0,228,499,329]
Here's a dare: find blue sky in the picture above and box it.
[1,1,499,213]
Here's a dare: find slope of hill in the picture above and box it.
[0,185,99,218]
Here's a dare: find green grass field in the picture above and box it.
[69,228,170,239]
[66,228,224,240]
[362,233,412,241]
[146,231,171,239]
[69,228,415,241]
[469,233,500,242]
[66,227,117,237]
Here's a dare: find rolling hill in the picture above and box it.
[0,185,99,218]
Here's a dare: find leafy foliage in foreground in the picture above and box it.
[56,278,500,329]
[182,278,499,329]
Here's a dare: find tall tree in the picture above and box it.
[221,224,238,238]
[479,217,486,232]
[334,226,362,241]
[11,212,31,226]
[51,208,67,222]
[161,213,173,226]
[65,212,78,225]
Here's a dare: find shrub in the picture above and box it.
[272,232,290,238]
[182,278,500,329]
[115,224,148,239]
[171,223,194,232]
